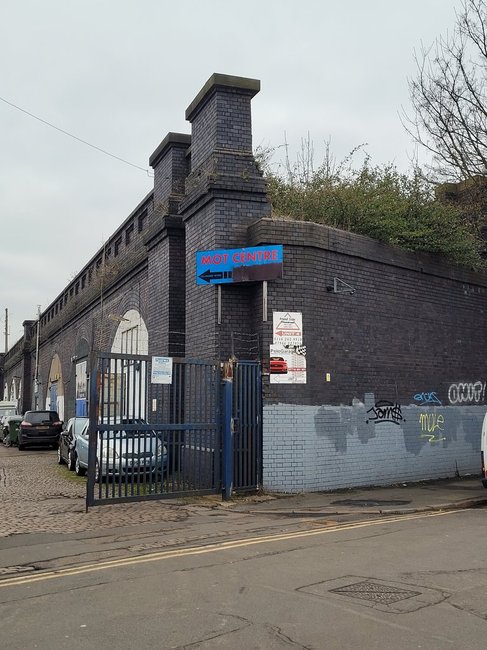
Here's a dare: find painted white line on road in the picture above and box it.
[0,509,464,588]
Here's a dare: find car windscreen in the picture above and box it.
[26,412,59,424]
[73,419,89,434]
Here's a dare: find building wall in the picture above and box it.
[182,74,270,360]
[263,403,483,492]
[247,219,487,490]
[2,190,153,419]
[249,219,487,404]
[1,72,486,492]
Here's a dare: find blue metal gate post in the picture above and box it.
[222,377,234,501]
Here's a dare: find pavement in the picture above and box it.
[1,445,487,538]
[229,475,487,518]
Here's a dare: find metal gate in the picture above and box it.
[233,361,262,492]
[86,352,221,507]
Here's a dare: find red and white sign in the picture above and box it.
[269,344,306,384]
[273,312,303,345]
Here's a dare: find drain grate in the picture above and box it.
[330,580,420,604]
[299,576,446,614]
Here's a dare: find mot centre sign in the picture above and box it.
[196,245,283,284]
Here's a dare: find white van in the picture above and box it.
[482,412,487,488]
[0,400,17,427]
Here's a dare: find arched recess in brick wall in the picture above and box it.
[46,354,64,421]
[110,310,148,355]
[10,377,21,407]
[110,310,148,420]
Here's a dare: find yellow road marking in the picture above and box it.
[0,509,462,588]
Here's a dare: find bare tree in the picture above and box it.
[404,0,487,181]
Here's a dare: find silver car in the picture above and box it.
[57,417,89,469]
[73,422,167,482]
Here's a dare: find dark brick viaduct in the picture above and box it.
[2,73,487,491]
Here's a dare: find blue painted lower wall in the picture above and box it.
[263,397,484,492]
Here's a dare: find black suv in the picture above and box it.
[18,410,63,450]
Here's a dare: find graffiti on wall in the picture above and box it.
[448,381,486,405]
[366,400,404,425]
[413,391,442,406]
[419,412,446,443]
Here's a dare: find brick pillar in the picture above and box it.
[22,320,36,413]
[181,73,271,360]
[145,133,190,356]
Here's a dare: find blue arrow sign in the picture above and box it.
[196,245,283,285]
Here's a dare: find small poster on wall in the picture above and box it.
[269,344,307,384]
[273,311,303,346]
[151,356,173,384]
[75,360,88,417]
[75,360,87,400]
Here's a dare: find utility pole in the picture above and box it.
[34,305,41,407]
[4,308,8,353]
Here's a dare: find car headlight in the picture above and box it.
[156,443,167,457]
[101,445,119,459]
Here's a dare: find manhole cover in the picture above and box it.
[330,499,411,507]
[330,580,420,604]
[298,576,447,614]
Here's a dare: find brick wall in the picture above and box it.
[248,218,487,407]
[2,72,486,492]
[263,403,483,492]
[182,74,270,359]
[244,218,487,490]
[3,193,153,418]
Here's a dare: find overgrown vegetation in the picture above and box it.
[258,140,486,270]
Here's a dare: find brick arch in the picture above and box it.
[47,353,64,420]
[111,309,148,355]
[75,336,90,359]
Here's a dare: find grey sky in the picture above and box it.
[1,0,460,344]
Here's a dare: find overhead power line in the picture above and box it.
[0,95,154,176]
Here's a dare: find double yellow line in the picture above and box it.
[0,509,458,589]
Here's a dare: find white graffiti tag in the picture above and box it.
[448,381,486,405]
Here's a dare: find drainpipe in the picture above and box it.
[34,306,41,406]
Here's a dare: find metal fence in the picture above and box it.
[233,361,262,492]
[86,353,221,507]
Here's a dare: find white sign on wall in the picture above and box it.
[273,312,303,346]
[151,356,173,384]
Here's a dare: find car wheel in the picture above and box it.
[67,450,76,471]
[57,446,64,464]
[75,455,85,476]
[95,460,101,483]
